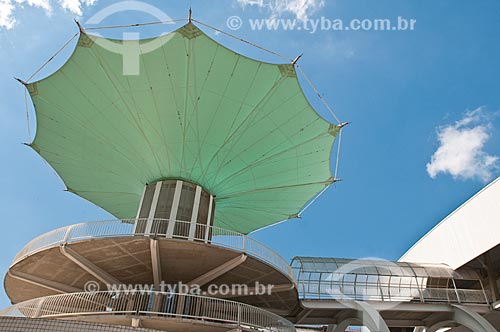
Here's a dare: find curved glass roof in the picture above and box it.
[291,257,485,303]
[24,23,338,234]
[291,257,481,279]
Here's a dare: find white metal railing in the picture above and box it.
[0,291,295,332]
[11,219,295,283]
[297,281,491,304]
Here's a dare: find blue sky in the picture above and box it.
[1,0,500,307]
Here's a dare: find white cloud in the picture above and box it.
[58,0,95,16]
[426,107,499,182]
[237,0,325,21]
[0,0,96,29]
[1,0,18,29]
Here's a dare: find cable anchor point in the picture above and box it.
[74,19,85,33]
[337,122,350,129]
[326,177,342,185]
[14,77,28,86]
[292,54,303,65]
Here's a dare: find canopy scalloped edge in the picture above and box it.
[23,22,340,234]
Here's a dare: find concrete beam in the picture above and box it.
[300,300,490,314]
[150,239,162,290]
[426,304,499,332]
[334,308,357,323]
[326,325,337,332]
[8,270,81,294]
[356,301,391,332]
[188,254,247,287]
[424,312,451,327]
[334,318,359,332]
[60,245,122,286]
[298,302,389,332]
[131,318,141,328]
[384,319,425,327]
[332,302,390,332]
[295,309,312,325]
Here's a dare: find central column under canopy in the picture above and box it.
[134,179,215,241]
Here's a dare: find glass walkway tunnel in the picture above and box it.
[290,257,499,332]
[291,257,490,304]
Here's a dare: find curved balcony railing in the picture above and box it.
[11,219,295,283]
[0,290,296,332]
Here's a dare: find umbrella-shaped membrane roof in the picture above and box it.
[25,22,339,234]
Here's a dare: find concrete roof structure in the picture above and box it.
[401,177,500,270]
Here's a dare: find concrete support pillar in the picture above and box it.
[425,304,498,332]
[333,301,390,332]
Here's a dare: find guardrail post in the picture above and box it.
[417,286,425,303]
[176,293,186,318]
[479,279,490,305]
[62,225,75,244]
[237,304,241,328]
[132,218,138,234]
[451,279,461,304]
[204,224,210,243]
[377,278,384,301]
[34,297,46,318]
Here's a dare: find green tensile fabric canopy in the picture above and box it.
[25,23,339,234]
